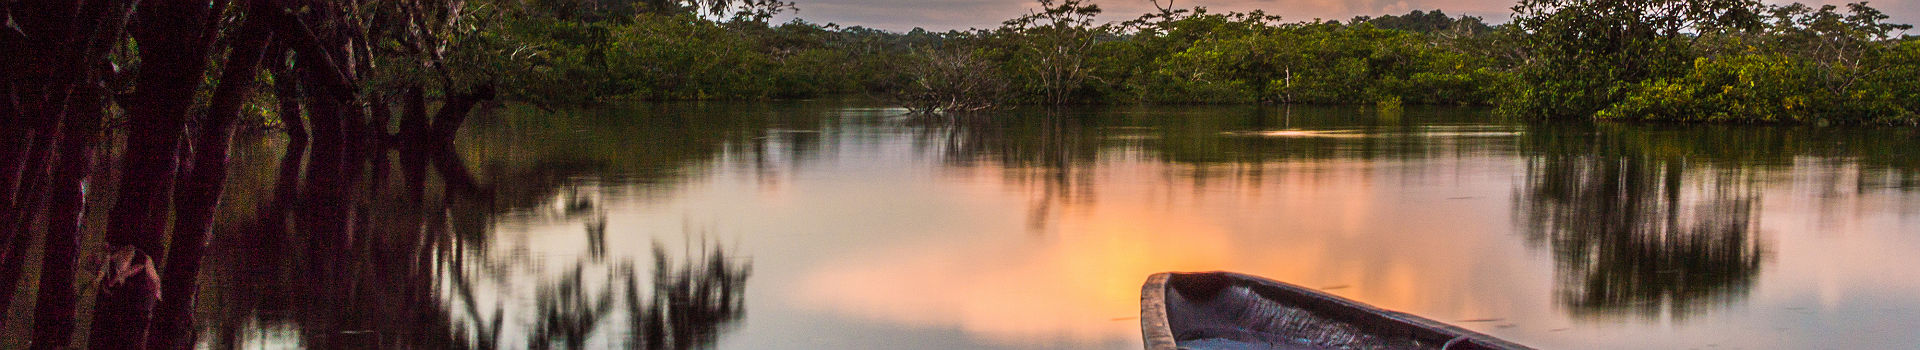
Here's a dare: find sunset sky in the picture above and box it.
[778,0,1920,32]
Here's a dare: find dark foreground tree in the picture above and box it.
[140,1,279,347]
[0,0,503,346]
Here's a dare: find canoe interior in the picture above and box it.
[1141,272,1531,350]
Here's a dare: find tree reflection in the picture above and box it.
[185,102,773,349]
[1517,124,1766,321]
[529,265,615,349]
[912,112,1101,231]
[907,106,1504,231]
[627,244,751,350]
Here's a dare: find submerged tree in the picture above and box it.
[893,46,1010,114]
[0,0,505,346]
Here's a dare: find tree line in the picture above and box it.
[487,0,1917,124]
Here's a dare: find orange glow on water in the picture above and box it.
[792,160,1539,347]
[795,210,1234,344]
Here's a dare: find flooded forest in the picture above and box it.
[1,0,1918,349]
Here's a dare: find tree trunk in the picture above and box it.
[15,0,135,344]
[263,4,356,101]
[83,0,217,345]
[299,66,353,262]
[0,36,50,300]
[5,0,86,222]
[102,0,216,261]
[284,3,360,264]
[268,44,311,146]
[30,81,107,350]
[426,85,495,146]
[0,80,24,221]
[0,130,57,329]
[399,86,428,145]
[140,8,275,348]
[258,138,308,257]
[0,3,20,143]
[369,93,394,144]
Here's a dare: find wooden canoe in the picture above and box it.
[1141,272,1532,350]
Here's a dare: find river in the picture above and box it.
[192,99,1920,349]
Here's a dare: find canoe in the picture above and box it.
[1140,272,1532,350]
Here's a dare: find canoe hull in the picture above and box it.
[1140,272,1531,350]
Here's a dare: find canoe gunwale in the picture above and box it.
[1140,271,1532,350]
[1141,273,1180,349]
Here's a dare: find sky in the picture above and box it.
[775,0,1920,32]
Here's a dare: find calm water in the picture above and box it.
[194,100,1920,349]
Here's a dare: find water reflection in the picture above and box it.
[196,139,478,348]
[529,264,614,349]
[907,106,1513,232]
[630,245,751,350]
[167,100,1920,349]
[192,102,771,349]
[787,107,1920,348]
[912,114,1099,231]
[1517,124,1766,320]
[793,107,1546,347]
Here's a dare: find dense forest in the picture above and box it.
[474,0,1918,124]
[0,0,1914,348]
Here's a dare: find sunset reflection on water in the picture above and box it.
[188,101,1920,349]
[786,156,1548,348]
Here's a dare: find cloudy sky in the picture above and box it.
[775,0,1920,32]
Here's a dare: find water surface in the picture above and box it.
[199,100,1920,349]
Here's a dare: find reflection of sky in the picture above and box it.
[775,0,1920,31]
[787,158,1548,348]
[470,109,1920,349]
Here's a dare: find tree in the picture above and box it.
[1504,0,1765,119]
[140,1,278,347]
[993,0,1114,106]
[1580,2,1915,124]
[0,0,510,346]
[1354,9,1492,34]
[893,46,1009,114]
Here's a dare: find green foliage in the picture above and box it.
[1352,9,1494,34]
[492,0,1524,111]
[492,13,901,105]
[1131,19,1504,105]
[1870,40,1920,115]
[1376,96,1404,115]
[1536,1,1912,124]
[1503,0,1763,119]
[980,0,1115,106]
[601,15,770,100]
[480,0,1917,125]
[1107,9,1287,104]
[1601,49,1919,124]
[1504,0,1916,124]
[1600,54,1823,123]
